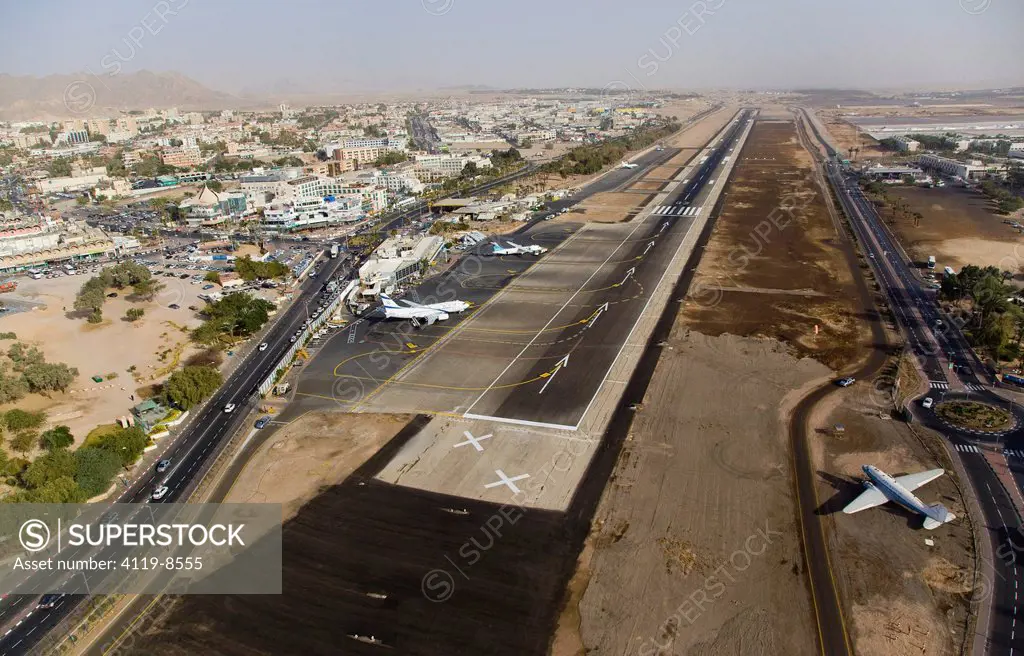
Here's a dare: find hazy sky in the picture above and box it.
[2,0,1022,94]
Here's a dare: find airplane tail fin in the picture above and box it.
[922,503,956,530]
[380,293,400,308]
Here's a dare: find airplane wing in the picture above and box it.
[401,299,426,308]
[843,485,888,514]
[893,468,944,492]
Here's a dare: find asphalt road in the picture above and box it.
[0,255,351,655]
[818,138,1024,655]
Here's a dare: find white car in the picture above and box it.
[922,397,934,409]
[223,403,236,413]
[151,485,169,501]
[259,342,268,351]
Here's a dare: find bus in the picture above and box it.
[1003,373,1024,388]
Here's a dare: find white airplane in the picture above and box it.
[488,241,548,257]
[843,465,955,530]
[379,293,449,326]
[620,161,639,169]
[389,293,471,314]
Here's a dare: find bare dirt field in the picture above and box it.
[683,119,865,369]
[563,117,864,656]
[223,411,414,521]
[883,185,1024,272]
[0,268,283,446]
[571,331,828,656]
[816,110,887,161]
[573,191,652,223]
[814,382,975,656]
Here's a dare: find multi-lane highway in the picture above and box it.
[817,133,1024,655]
[0,254,350,654]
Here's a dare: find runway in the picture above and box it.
[352,115,750,430]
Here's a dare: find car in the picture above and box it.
[151,485,169,501]
[106,292,118,298]
[290,335,297,343]
[922,397,934,409]
[255,416,270,429]
[203,284,215,290]
[188,305,199,311]
[156,459,171,473]
[169,304,180,309]
[836,377,856,387]
[223,403,236,413]
[179,274,190,279]
[37,594,63,609]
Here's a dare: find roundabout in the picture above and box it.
[935,400,1013,433]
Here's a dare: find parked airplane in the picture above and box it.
[391,294,471,314]
[620,161,639,169]
[488,241,548,256]
[379,293,449,326]
[843,465,955,530]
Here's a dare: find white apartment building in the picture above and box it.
[892,135,919,152]
[412,154,491,180]
[917,154,995,180]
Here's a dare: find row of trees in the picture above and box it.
[979,179,1024,215]
[74,262,163,323]
[538,120,681,178]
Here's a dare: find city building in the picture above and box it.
[357,234,446,295]
[35,169,110,194]
[262,195,363,233]
[412,154,491,180]
[178,184,248,227]
[0,220,118,273]
[917,154,999,181]
[161,146,205,168]
[892,135,919,152]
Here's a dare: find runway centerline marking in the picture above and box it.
[453,431,492,452]
[464,215,654,417]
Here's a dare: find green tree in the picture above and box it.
[22,362,79,393]
[204,271,222,284]
[9,430,37,455]
[22,448,77,488]
[4,409,45,431]
[125,308,145,322]
[206,179,224,192]
[74,447,123,497]
[163,365,223,410]
[40,425,74,450]
[0,372,29,404]
[47,159,72,177]
[7,343,45,371]
[90,425,148,466]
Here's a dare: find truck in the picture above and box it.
[0,280,17,293]
[330,243,340,259]
[927,255,936,269]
